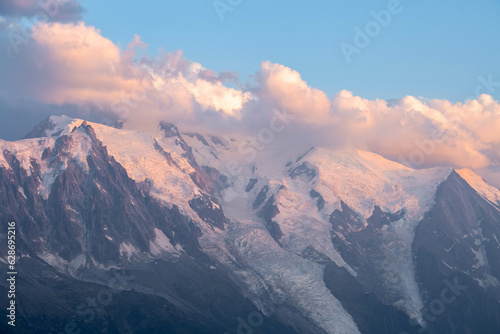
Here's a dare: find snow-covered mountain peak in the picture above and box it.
[294,147,452,219]
[0,136,54,173]
[3,115,500,334]
[50,115,86,135]
[457,168,500,207]
[22,115,86,139]
[6,117,223,232]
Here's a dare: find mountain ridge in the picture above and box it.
[1,115,500,333]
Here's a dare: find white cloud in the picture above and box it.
[1,21,500,186]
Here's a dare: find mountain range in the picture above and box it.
[1,115,500,333]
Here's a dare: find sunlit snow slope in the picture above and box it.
[3,115,500,334]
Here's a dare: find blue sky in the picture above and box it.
[81,0,500,101]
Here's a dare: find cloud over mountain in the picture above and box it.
[0,0,84,21]
[0,20,499,185]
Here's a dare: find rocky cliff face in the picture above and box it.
[412,171,500,333]
[1,116,500,334]
[1,122,203,265]
[0,121,295,334]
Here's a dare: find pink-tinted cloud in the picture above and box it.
[1,22,142,105]
[1,21,500,186]
[0,0,84,22]
[0,22,251,132]
[251,65,500,171]
[256,61,331,122]
[197,68,239,85]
